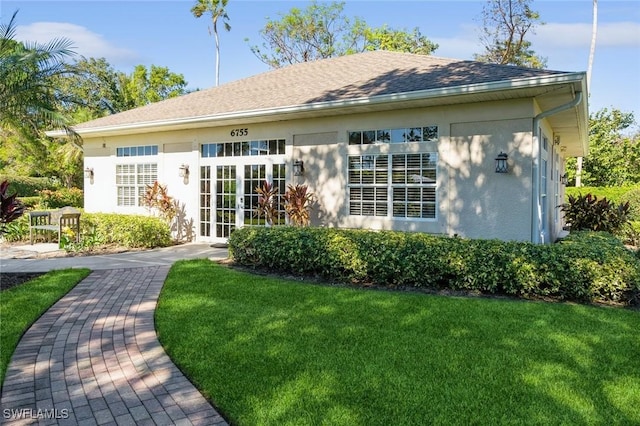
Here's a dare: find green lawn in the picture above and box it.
[156,259,640,426]
[0,269,91,385]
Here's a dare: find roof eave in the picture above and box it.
[46,72,587,139]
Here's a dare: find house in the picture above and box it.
[51,50,588,244]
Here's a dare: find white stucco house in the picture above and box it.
[51,51,588,244]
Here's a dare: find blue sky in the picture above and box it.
[3,0,640,127]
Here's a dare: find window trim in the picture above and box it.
[347,152,438,221]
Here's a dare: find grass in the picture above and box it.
[0,269,91,385]
[156,260,640,425]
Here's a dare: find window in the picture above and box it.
[116,145,158,157]
[391,154,437,218]
[201,139,285,157]
[348,155,388,216]
[349,126,438,145]
[348,153,437,219]
[116,163,157,206]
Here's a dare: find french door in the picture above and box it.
[200,160,285,242]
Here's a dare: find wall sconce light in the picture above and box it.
[179,164,190,184]
[495,152,508,173]
[293,160,305,176]
[560,173,569,185]
[84,167,94,179]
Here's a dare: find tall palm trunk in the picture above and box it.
[576,0,598,187]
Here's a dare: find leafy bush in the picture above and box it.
[0,176,58,197]
[81,213,172,248]
[620,188,640,221]
[17,196,40,209]
[0,214,29,242]
[37,187,83,208]
[561,193,630,233]
[618,221,640,248]
[1,180,25,234]
[565,186,639,205]
[229,227,640,305]
[282,184,315,226]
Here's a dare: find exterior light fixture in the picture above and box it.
[293,160,305,176]
[495,152,508,173]
[84,167,94,179]
[561,173,569,185]
[179,164,190,184]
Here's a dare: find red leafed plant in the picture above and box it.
[282,184,315,227]
[143,181,177,225]
[254,180,280,226]
[0,180,25,235]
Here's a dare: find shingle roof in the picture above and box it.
[72,50,570,131]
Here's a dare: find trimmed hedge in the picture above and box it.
[81,213,172,248]
[565,185,640,205]
[229,227,640,305]
[620,188,640,221]
[1,211,171,249]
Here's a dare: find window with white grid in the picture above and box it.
[116,163,157,206]
[348,153,437,219]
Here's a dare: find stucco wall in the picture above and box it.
[447,119,533,241]
[83,97,540,242]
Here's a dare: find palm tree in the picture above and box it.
[191,0,231,86]
[0,10,75,141]
[576,0,598,187]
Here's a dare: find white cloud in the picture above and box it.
[533,22,640,48]
[15,22,140,63]
[431,24,483,60]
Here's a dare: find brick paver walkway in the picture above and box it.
[1,267,228,426]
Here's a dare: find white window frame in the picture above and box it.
[116,163,157,207]
[347,152,438,221]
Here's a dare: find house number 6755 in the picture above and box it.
[230,128,248,137]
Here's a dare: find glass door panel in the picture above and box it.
[215,165,236,238]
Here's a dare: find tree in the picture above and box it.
[53,57,123,121]
[363,26,438,56]
[191,0,231,86]
[566,108,640,187]
[248,1,437,69]
[576,0,598,187]
[0,10,75,141]
[118,64,187,110]
[474,0,546,68]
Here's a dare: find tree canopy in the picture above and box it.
[248,1,438,69]
[566,108,640,186]
[0,10,75,141]
[53,58,187,123]
[474,0,546,68]
[191,0,231,86]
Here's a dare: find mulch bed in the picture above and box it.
[0,273,46,291]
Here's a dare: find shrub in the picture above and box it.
[142,182,176,225]
[561,193,630,233]
[0,176,58,197]
[37,187,83,208]
[81,213,172,248]
[17,197,40,209]
[229,227,640,305]
[0,180,25,235]
[565,186,639,205]
[620,188,640,221]
[254,180,280,226]
[0,214,29,242]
